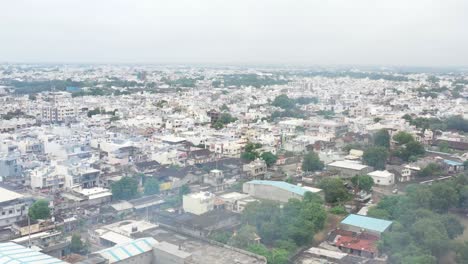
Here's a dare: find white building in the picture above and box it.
[218,192,257,213]
[182,191,215,215]
[0,188,31,228]
[368,170,395,186]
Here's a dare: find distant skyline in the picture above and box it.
[1,0,467,66]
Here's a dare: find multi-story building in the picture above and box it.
[41,104,78,123]
[0,154,23,179]
[243,159,267,179]
[64,165,100,189]
[183,191,215,215]
[0,187,33,228]
[30,165,65,190]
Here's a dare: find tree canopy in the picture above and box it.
[260,152,278,167]
[28,199,50,220]
[70,233,87,254]
[368,173,468,263]
[374,129,390,148]
[301,151,324,172]
[318,178,350,204]
[211,192,326,264]
[363,146,389,170]
[111,176,139,200]
[351,175,374,192]
[143,177,160,196]
[272,94,295,110]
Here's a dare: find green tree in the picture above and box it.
[367,207,391,219]
[418,163,441,177]
[351,175,374,192]
[363,146,389,169]
[111,176,139,200]
[272,94,295,109]
[301,151,324,172]
[220,104,230,111]
[456,242,468,264]
[179,185,190,196]
[318,178,350,203]
[241,151,258,162]
[441,214,464,239]
[374,129,390,148]
[429,183,458,213]
[143,177,160,196]
[209,231,231,244]
[393,131,415,145]
[229,225,258,248]
[28,199,50,220]
[70,233,86,254]
[260,152,277,167]
[405,141,425,156]
[241,143,261,162]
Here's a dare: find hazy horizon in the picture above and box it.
[1,0,467,67]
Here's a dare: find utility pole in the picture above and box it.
[28,215,31,248]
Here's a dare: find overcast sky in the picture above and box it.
[1,0,467,66]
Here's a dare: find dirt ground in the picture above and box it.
[313,214,344,245]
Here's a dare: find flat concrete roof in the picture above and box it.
[0,187,23,203]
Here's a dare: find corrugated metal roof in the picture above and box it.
[444,159,463,166]
[341,214,392,233]
[0,242,67,264]
[96,237,158,263]
[247,180,310,196]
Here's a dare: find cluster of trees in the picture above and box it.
[240,143,278,167]
[113,174,161,199]
[270,94,318,120]
[213,113,237,130]
[360,130,425,168]
[9,79,89,94]
[72,88,109,97]
[368,173,468,263]
[418,163,442,177]
[272,94,318,110]
[318,178,350,203]
[403,114,468,133]
[143,177,160,196]
[111,176,140,200]
[392,131,425,161]
[162,77,203,87]
[221,74,288,88]
[317,175,374,204]
[1,109,34,120]
[87,108,117,118]
[293,71,410,82]
[363,146,389,169]
[162,185,191,208]
[315,110,335,119]
[211,193,326,264]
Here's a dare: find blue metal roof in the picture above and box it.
[97,237,158,263]
[247,180,309,196]
[341,214,392,233]
[0,242,66,264]
[444,159,463,166]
